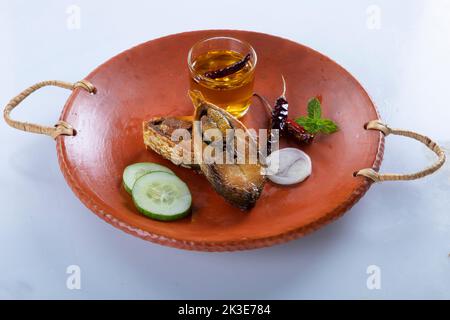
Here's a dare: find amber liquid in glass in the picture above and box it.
[190,50,254,118]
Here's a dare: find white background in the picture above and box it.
[1,0,449,299]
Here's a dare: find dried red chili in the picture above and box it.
[204,53,251,79]
[286,119,314,144]
[254,76,314,153]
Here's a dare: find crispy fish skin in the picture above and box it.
[203,163,265,210]
[190,90,266,210]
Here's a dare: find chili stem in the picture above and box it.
[252,93,273,116]
[281,75,286,99]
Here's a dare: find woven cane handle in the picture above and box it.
[3,80,96,139]
[356,120,446,182]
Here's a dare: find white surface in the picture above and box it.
[1,0,450,299]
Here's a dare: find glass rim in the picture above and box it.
[187,36,257,81]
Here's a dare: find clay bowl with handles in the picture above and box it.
[4,30,445,251]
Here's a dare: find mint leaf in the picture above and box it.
[294,116,309,128]
[295,117,320,134]
[295,114,339,135]
[317,119,338,134]
[307,97,322,119]
[295,97,339,135]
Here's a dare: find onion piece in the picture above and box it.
[265,148,312,185]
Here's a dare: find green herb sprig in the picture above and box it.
[295,97,339,134]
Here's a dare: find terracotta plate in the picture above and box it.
[56,30,383,251]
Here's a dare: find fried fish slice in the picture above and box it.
[143,92,266,210]
[143,116,198,170]
[190,90,266,210]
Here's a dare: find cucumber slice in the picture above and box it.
[123,163,174,194]
[132,171,192,221]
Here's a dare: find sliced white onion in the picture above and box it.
[265,148,312,185]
